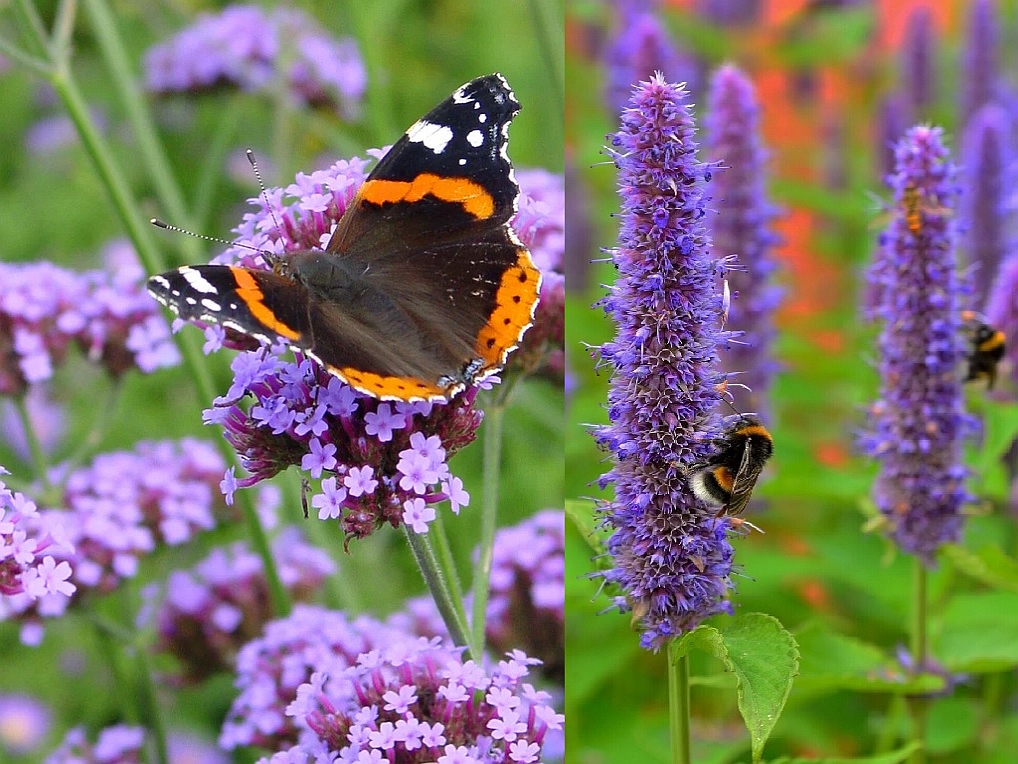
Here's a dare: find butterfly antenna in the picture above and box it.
[246,149,286,245]
[149,218,268,257]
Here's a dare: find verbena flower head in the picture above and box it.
[0,693,51,755]
[0,243,180,395]
[604,1,693,116]
[2,439,236,643]
[959,103,1012,307]
[0,467,76,643]
[185,153,556,540]
[705,64,782,419]
[220,605,445,751]
[145,5,365,117]
[961,0,999,121]
[264,639,562,763]
[592,74,738,650]
[485,509,565,683]
[862,125,974,563]
[150,527,335,684]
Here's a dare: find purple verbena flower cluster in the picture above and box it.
[486,509,565,682]
[592,75,737,650]
[2,439,234,643]
[0,467,76,638]
[862,126,974,563]
[513,169,566,383]
[151,527,335,684]
[220,604,441,751]
[705,64,782,418]
[0,240,180,395]
[145,5,366,117]
[267,641,562,764]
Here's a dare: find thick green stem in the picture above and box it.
[908,558,928,764]
[668,643,692,764]
[404,525,474,658]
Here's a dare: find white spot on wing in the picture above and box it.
[406,120,454,154]
[201,298,221,312]
[466,129,484,148]
[180,266,218,294]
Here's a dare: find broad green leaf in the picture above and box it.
[673,613,798,763]
[936,592,1018,672]
[794,622,943,694]
[942,544,1018,593]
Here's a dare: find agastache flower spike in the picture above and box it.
[960,0,999,123]
[592,74,738,650]
[705,64,782,419]
[862,126,974,563]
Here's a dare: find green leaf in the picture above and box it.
[794,622,943,694]
[936,592,1018,672]
[942,544,1018,593]
[766,742,921,764]
[565,497,608,559]
[673,613,798,764]
[974,401,1018,475]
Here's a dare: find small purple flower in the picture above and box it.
[0,242,179,395]
[959,103,1013,307]
[262,633,562,764]
[705,64,782,419]
[45,724,145,763]
[145,5,365,117]
[592,74,737,650]
[0,693,51,754]
[861,126,974,563]
[149,527,334,684]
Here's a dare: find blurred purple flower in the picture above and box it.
[861,126,974,563]
[150,526,334,684]
[705,64,782,419]
[959,103,1013,307]
[901,6,935,122]
[877,93,907,181]
[960,0,999,122]
[564,154,593,295]
[592,74,737,650]
[145,5,365,117]
[485,509,564,682]
[986,253,1018,391]
[220,604,439,751]
[262,634,562,763]
[0,693,51,755]
[604,1,694,116]
[0,241,180,395]
[45,725,145,764]
[0,386,65,461]
[695,0,761,26]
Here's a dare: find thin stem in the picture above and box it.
[283,470,350,611]
[526,0,565,116]
[908,557,928,764]
[134,650,170,764]
[13,395,52,491]
[431,509,467,618]
[470,402,505,655]
[668,643,692,764]
[404,525,474,658]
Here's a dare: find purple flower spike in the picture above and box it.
[961,0,999,122]
[959,103,1013,307]
[862,126,974,563]
[901,6,935,122]
[705,64,782,418]
[592,74,738,650]
[145,5,365,117]
[604,2,694,116]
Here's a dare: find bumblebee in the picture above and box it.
[961,310,1006,389]
[688,415,773,518]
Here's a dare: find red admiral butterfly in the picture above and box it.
[148,73,541,402]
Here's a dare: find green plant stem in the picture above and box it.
[13,0,292,619]
[668,642,693,764]
[404,525,474,658]
[908,557,928,764]
[431,508,468,615]
[134,650,170,764]
[470,402,505,656]
[14,395,53,492]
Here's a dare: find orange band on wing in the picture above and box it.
[330,365,454,402]
[474,248,542,366]
[360,173,495,220]
[230,267,301,341]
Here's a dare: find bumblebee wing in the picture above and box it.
[725,439,761,516]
